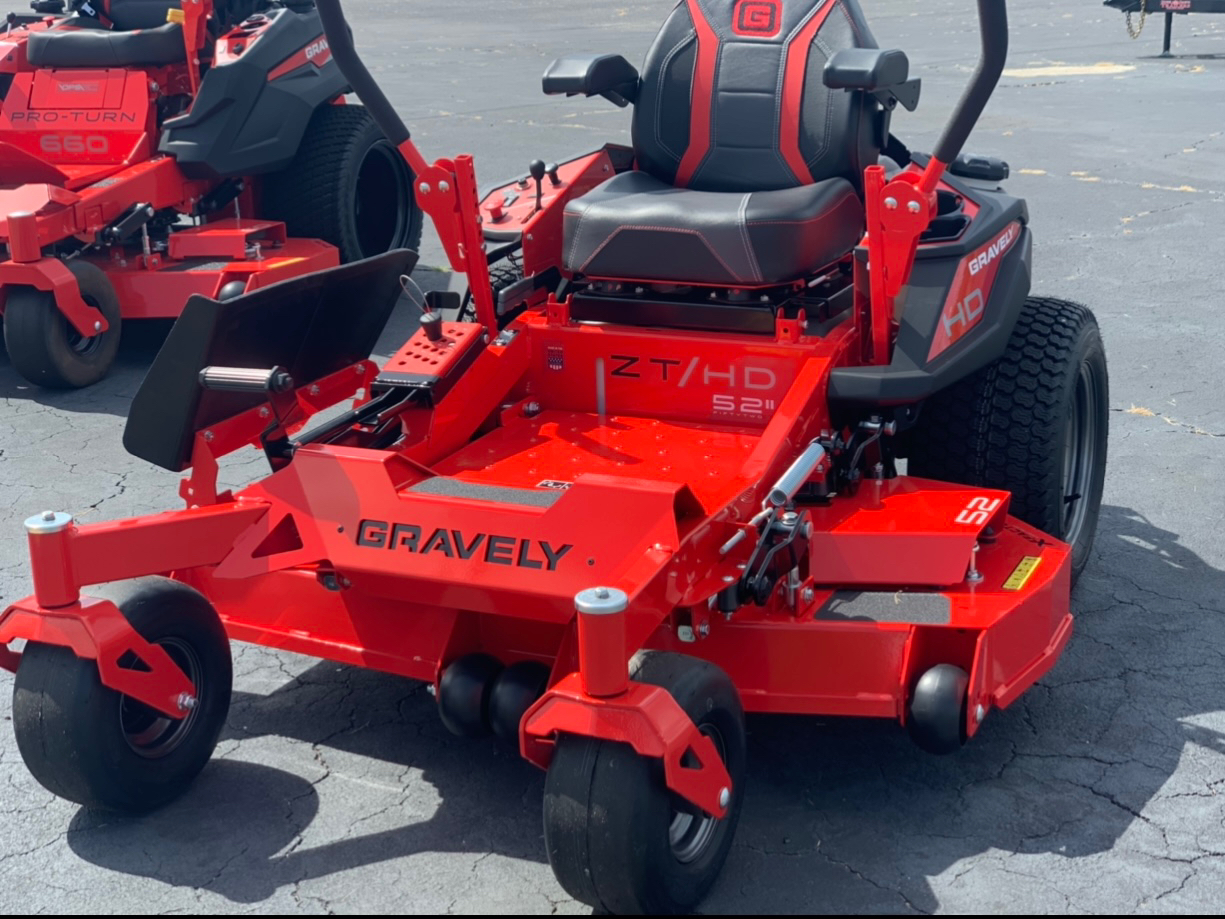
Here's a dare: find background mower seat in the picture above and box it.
[26,10,185,69]
[556,0,884,288]
[564,170,863,286]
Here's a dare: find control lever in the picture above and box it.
[546,163,561,187]
[529,159,547,212]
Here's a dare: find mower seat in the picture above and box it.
[26,11,185,69]
[565,171,863,286]
[559,0,882,287]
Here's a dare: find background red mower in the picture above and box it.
[0,0,420,387]
[0,0,1108,913]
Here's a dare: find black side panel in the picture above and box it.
[123,249,417,472]
[829,175,1031,408]
[159,7,349,179]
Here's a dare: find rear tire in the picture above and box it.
[542,652,746,914]
[12,577,232,813]
[907,297,1109,583]
[261,104,422,263]
[3,260,122,389]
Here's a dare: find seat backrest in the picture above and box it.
[103,0,181,30]
[633,0,880,193]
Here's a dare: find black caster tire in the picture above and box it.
[12,577,232,813]
[488,660,550,746]
[261,104,423,263]
[542,652,746,914]
[907,297,1109,584]
[3,259,122,389]
[437,653,503,738]
[907,664,969,755]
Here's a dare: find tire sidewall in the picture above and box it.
[339,122,416,262]
[1041,319,1109,579]
[14,578,231,813]
[629,653,747,912]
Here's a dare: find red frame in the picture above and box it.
[0,7,1075,819]
[0,5,339,338]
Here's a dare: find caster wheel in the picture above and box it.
[543,652,746,914]
[3,259,122,389]
[907,663,969,755]
[489,660,550,746]
[12,577,232,813]
[437,653,503,738]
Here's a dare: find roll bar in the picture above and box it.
[315,0,426,173]
[926,0,1009,182]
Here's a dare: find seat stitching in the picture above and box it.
[566,204,591,269]
[655,32,697,161]
[775,1,828,184]
[738,192,762,283]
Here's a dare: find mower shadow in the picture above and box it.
[64,504,1225,912]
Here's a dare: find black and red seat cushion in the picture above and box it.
[26,1,185,68]
[563,0,880,286]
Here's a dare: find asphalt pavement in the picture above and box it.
[2,0,1225,913]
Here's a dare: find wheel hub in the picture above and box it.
[668,723,725,864]
[119,637,202,759]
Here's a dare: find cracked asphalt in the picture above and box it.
[2,0,1224,913]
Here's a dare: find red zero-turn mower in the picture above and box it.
[0,0,419,387]
[0,0,1110,913]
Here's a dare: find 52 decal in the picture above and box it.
[955,496,1002,526]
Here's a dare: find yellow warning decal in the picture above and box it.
[166,9,186,24]
[1003,556,1042,592]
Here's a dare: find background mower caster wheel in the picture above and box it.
[489,660,550,745]
[437,653,503,738]
[11,577,232,813]
[2,260,122,389]
[907,664,969,755]
[542,652,746,915]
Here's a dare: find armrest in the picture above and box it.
[824,48,920,113]
[542,53,640,108]
[824,48,910,91]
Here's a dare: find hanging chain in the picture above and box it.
[1125,5,1148,39]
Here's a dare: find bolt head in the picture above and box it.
[176,692,198,712]
[203,430,214,442]
[907,200,922,214]
[439,180,451,193]
[975,704,986,724]
[801,587,815,604]
[418,182,431,194]
[42,510,55,521]
[718,787,731,809]
[884,197,898,210]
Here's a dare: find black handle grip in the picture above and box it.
[931,0,1008,166]
[314,0,412,147]
[199,366,294,394]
